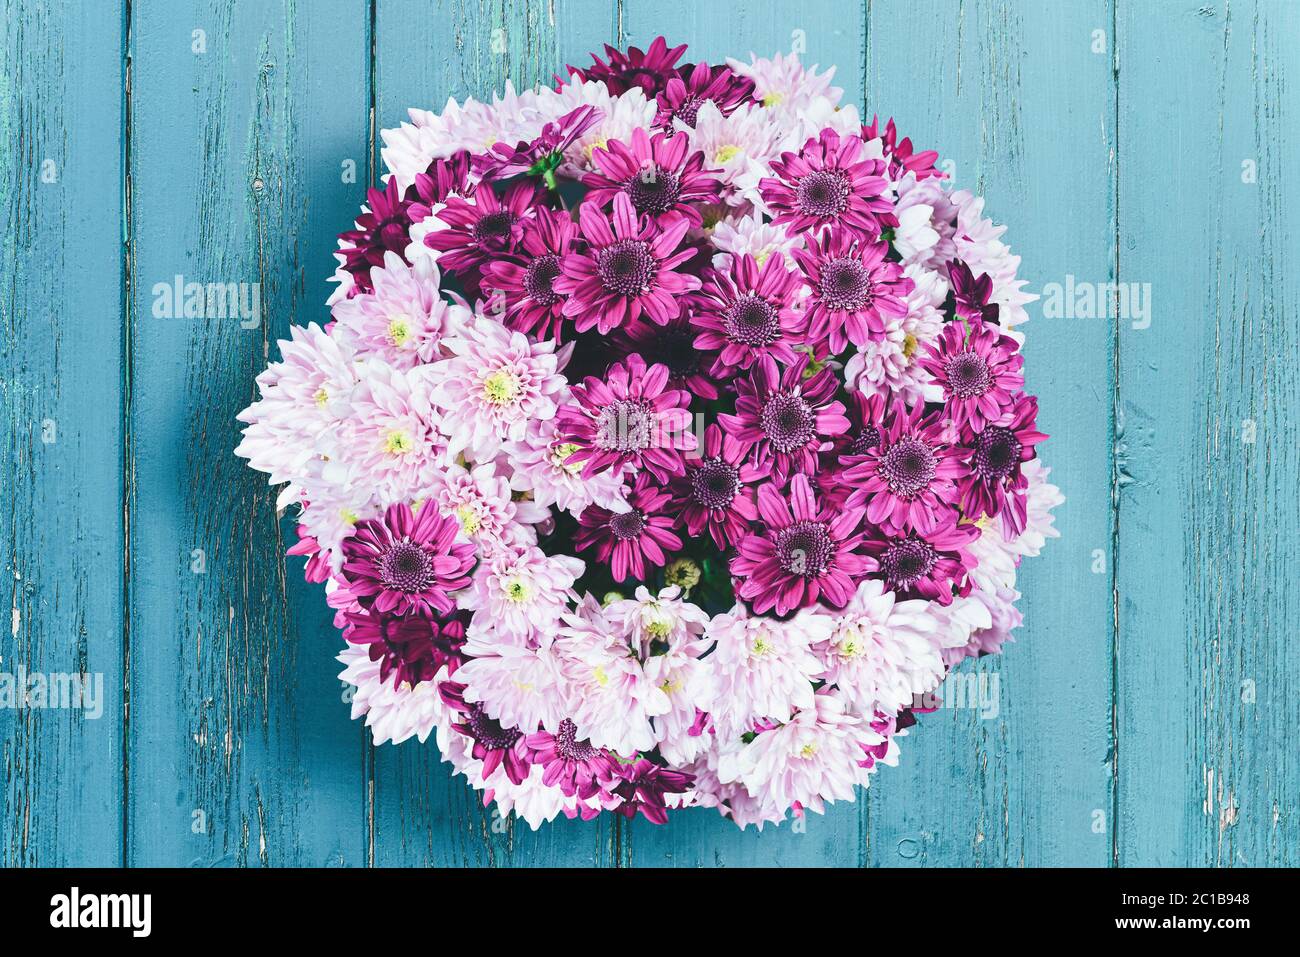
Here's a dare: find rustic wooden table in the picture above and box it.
[2,0,1296,867]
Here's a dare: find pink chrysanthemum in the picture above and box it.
[843,400,964,533]
[612,313,720,399]
[862,115,942,181]
[337,178,417,294]
[948,258,1000,324]
[555,352,696,482]
[759,129,894,238]
[582,126,721,226]
[524,719,617,800]
[956,393,1048,537]
[718,353,848,485]
[792,229,912,354]
[608,759,694,825]
[461,542,583,639]
[861,517,978,605]
[692,252,807,375]
[439,681,531,786]
[917,318,1025,433]
[423,178,541,276]
[669,423,760,550]
[555,193,701,333]
[480,206,578,342]
[473,104,601,179]
[329,252,457,368]
[654,61,755,128]
[342,606,468,690]
[574,474,683,583]
[502,417,628,520]
[341,503,477,617]
[731,473,873,615]
[566,36,688,98]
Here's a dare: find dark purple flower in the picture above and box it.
[555,352,697,481]
[655,61,755,128]
[816,389,889,509]
[792,229,912,354]
[582,127,721,226]
[843,400,965,534]
[567,36,688,97]
[917,318,1025,432]
[956,393,1048,537]
[423,178,541,275]
[337,178,417,294]
[669,423,760,550]
[342,607,467,689]
[406,151,474,221]
[862,518,978,605]
[608,758,693,825]
[574,474,683,583]
[759,129,895,238]
[731,473,873,615]
[341,503,477,617]
[480,206,578,342]
[524,719,617,800]
[948,259,1000,324]
[692,252,807,375]
[718,352,849,485]
[440,681,530,786]
[555,193,701,334]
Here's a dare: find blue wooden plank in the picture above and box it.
[0,0,126,867]
[1115,0,1300,867]
[863,0,1116,867]
[125,0,371,866]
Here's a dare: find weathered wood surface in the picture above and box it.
[1,0,1295,867]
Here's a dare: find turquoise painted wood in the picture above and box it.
[1,0,1296,867]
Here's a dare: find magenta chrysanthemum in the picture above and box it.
[341,503,477,617]
[423,178,541,276]
[574,474,683,583]
[655,61,755,128]
[337,178,417,294]
[481,206,579,342]
[793,229,913,353]
[692,252,807,375]
[566,36,688,97]
[582,126,722,226]
[759,129,894,238]
[918,317,1025,432]
[957,393,1048,537]
[669,423,760,550]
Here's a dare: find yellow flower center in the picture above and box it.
[313,387,329,408]
[550,442,583,475]
[582,137,608,160]
[454,504,482,536]
[383,429,414,455]
[504,577,532,603]
[660,678,682,695]
[482,368,521,405]
[902,332,918,359]
[800,743,818,759]
[387,314,412,346]
[761,92,785,107]
[714,144,741,164]
[339,508,359,525]
[752,633,773,656]
[593,665,609,687]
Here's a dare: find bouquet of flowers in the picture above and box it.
[237,37,1062,829]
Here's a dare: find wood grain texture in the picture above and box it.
[2,0,1297,867]
[0,0,126,867]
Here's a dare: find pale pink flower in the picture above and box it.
[502,416,628,520]
[329,252,461,367]
[423,461,545,552]
[461,542,584,639]
[337,646,450,746]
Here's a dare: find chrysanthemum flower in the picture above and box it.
[917,318,1025,433]
[609,759,694,825]
[726,51,844,114]
[792,229,912,354]
[329,252,456,368]
[502,417,628,520]
[426,317,569,460]
[674,102,783,208]
[337,178,417,294]
[555,193,701,333]
[956,393,1048,537]
[669,424,760,549]
[439,681,531,786]
[814,578,947,715]
[524,719,618,800]
[535,79,657,177]
[341,502,477,617]
[861,115,942,181]
[342,606,468,690]
[567,36,688,97]
[424,461,546,552]
[843,400,964,533]
[947,258,1000,324]
[718,353,848,484]
[861,517,978,605]
[582,127,721,226]
[759,129,893,238]
[574,474,683,583]
[423,178,541,275]
[655,61,755,128]
[555,352,696,482]
[700,603,831,738]
[842,262,945,406]
[462,542,583,640]
[731,474,873,615]
[480,206,577,342]
[692,252,806,375]
[473,104,601,179]
[456,622,566,733]
[337,645,450,745]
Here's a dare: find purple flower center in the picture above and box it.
[464,703,522,751]
[596,398,656,452]
[473,210,515,246]
[690,458,740,509]
[378,539,435,593]
[554,718,600,763]
[624,165,682,216]
[879,537,937,590]
[972,426,1021,481]
[945,350,992,398]
[775,519,835,578]
[672,97,704,127]
[524,253,562,305]
[609,509,647,541]
[760,391,816,453]
[596,239,657,296]
[796,169,850,218]
[818,257,874,312]
[723,295,781,347]
[879,436,937,498]
[848,425,881,456]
